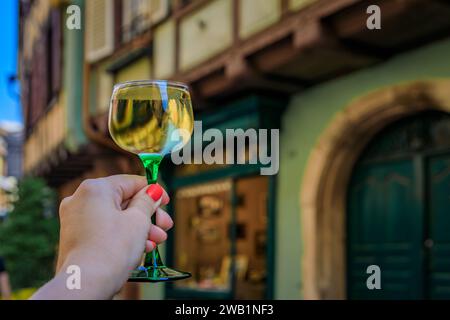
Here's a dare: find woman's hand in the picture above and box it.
[32,175,173,300]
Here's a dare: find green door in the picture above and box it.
[348,160,424,299]
[347,111,450,299]
[428,154,450,299]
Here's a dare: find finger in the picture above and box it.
[160,187,170,206]
[100,175,147,207]
[155,208,174,231]
[121,199,131,210]
[126,185,163,218]
[145,240,156,253]
[148,224,168,244]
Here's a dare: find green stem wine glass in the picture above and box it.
[108,80,193,282]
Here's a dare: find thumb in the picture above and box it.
[126,184,163,218]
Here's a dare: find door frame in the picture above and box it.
[300,80,450,299]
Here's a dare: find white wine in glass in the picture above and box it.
[109,80,193,282]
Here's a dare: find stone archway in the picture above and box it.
[300,79,450,299]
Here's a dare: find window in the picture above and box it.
[174,180,233,293]
[26,8,61,133]
[172,176,269,299]
[85,0,114,62]
[121,0,170,43]
[122,0,152,43]
[48,8,62,101]
[173,0,199,10]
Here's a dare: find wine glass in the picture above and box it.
[108,80,193,282]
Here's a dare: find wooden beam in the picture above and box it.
[325,0,450,53]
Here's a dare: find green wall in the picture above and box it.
[275,37,450,299]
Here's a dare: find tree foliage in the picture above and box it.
[0,177,59,290]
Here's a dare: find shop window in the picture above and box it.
[174,180,233,292]
[172,176,269,299]
[166,94,285,299]
[234,176,268,299]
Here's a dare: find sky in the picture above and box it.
[0,0,22,132]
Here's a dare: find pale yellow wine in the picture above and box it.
[109,82,194,155]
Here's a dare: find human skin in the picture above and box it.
[0,272,11,299]
[31,175,173,300]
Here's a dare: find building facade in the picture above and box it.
[0,130,7,219]
[0,127,22,220]
[19,0,450,299]
[4,131,23,179]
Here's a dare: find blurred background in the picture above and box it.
[1,0,450,300]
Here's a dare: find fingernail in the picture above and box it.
[145,241,151,253]
[146,184,163,201]
[145,240,157,253]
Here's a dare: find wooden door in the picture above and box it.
[427,154,450,299]
[348,160,424,299]
[347,111,450,299]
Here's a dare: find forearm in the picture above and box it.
[0,273,11,299]
[31,250,128,300]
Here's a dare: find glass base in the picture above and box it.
[128,266,191,282]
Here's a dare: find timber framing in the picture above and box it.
[169,0,450,103]
[20,0,450,186]
[90,0,450,105]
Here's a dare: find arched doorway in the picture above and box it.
[347,111,450,299]
[300,80,450,299]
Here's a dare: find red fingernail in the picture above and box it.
[146,240,157,253]
[146,184,163,201]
